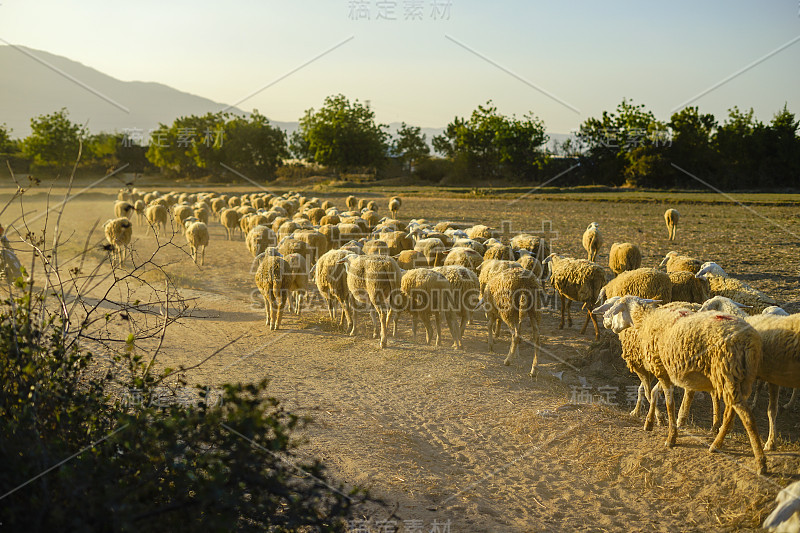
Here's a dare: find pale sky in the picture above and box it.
[1,0,799,133]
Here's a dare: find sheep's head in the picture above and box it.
[592,295,659,333]
[587,222,599,230]
[658,251,678,267]
[762,306,790,316]
[698,295,750,313]
[696,261,726,279]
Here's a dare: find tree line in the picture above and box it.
[2,95,798,190]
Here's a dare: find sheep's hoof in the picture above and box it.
[676,417,687,428]
[643,421,654,431]
[756,461,768,476]
[558,324,564,330]
[764,441,776,452]
[503,358,511,366]
[630,408,640,417]
[708,444,719,453]
[664,439,675,448]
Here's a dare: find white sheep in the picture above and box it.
[184,220,209,265]
[668,270,710,304]
[432,265,481,348]
[246,225,277,258]
[543,254,606,338]
[114,200,135,220]
[664,208,679,241]
[596,295,767,474]
[763,480,800,532]
[597,267,673,304]
[400,267,458,347]
[582,222,602,262]
[696,261,777,313]
[173,204,193,234]
[698,295,751,317]
[219,208,242,240]
[103,217,133,267]
[414,237,447,267]
[283,253,308,316]
[313,249,351,330]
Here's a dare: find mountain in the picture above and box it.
[1,45,570,150]
[0,45,253,138]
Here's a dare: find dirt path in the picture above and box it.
[4,190,800,531]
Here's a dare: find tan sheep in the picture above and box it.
[483,244,514,262]
[510,233,550,261]
[482,267,541,375]
[598,295,766,475]
[114,200,135,220]
[312,249,351,330]
[695,262,777,313]
[173,204,193,234]
[582,222,602,262]
[255,255,291,330]
[394,249,427,270]
[389,196,401,219]
[668,270,710,304]
[543,254,606,338]
[184,220,209,265]
[103,217,133,266]
[246,225,277,258]
[346,195,358,211]
[432,265,481,348]
[443,247,483,273]
[400,268,457,347]
[659,251,702,274]
[664,208,679,241]
[414,237,447,267]
[597,267,673,304]
[283,253,308,316]
[144,204,168,236]
[608,242,642,276]
[219,208,241,240]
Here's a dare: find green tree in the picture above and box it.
[210,111,288,181]
[22,108,86,168]
[432,102,548,181]
[759,104,800,188]
[713,106,763,188]
[393,122,430,171]
[146,113,223,178]
[295,94,389,173]
[667,106,717,187]
[0,123,18,157]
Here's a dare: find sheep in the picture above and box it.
[313,249,351,330]
[389,196,401,219]
[394,249,427,270]
[246,225,277,258]
[764,306,790,316]
[293,229,327,263]
[283,253,308,316]
[597,267,672,304]
[510,234,550,261]
[184,220,209,265]
[338,222,365,243]
[608,242,642,276]
[695,262,777,313]
[192,205,210,225]
[668,271,710,304]
[346,195,358,211]
[103,218,133,266]
[582,222,602,262]
[453,238,486,256]
[763,480,800,532]
[465,225,498,242]
[255,255,291,330]
[363,239,390,256]
[443,247,483,273]
[596,295,766,475]
[516,253,544,280]
[543,254,606,338]
[482,267,541,375]
[360,210,380,230]
[114,200,135,220]
[277,237,309,258]
[220,208,241,240]
[414,237,447,267]
[659,251,702,274]
[743,313,800,451]
[477,259,522,295]
[320,214,341,226]
[664,208,679,241]
[432,265,481,348]
[380,230,414,255]
[483,244,514,262]
[144,204,168,236]
[698,295,751,318]
[341,254,404,348]
[400,268,458,347]
[173,204,193,234]
[133,200,146,225]
[357,198,368,211]
[210,197,227,218]
[318,224,341,251]
[366,200,378,212]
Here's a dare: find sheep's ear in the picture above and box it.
[641,299,661,305]
[734,302,752,309]
[592,301,614,314]
[658,256,669,267]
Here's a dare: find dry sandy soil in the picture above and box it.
[3,184,800,532]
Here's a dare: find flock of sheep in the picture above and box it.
[108,189,800,484]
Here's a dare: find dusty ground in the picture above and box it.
[3,184,800,532]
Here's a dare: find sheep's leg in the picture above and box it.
[448,312,461,349]
[565,299,573,327]
[582,306,600,339]
[325,297,335,321]
[528,310,540,376]
[434,312,443,347]
[460,313,468,338]
[644,382,661,431]
[558,294,565,329]
[750,379,762,408]
[676,390,694,428]
[765,383,780,452]
[711,393,722,433]
[274,290,286,330]
[421,313,434,345]
[262,292,272,328]
[200,245,205,266]
[377,306,388,349]
[784,388,799,410]
[731,402,768,475]
[347,299,357,336]
[710,405,735,451]
[487,311,494,352]
[369,309,379,339]
[663,384,678,448]
[503,321,519,367]
[411,311,418,342]
[295,291,303,317]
